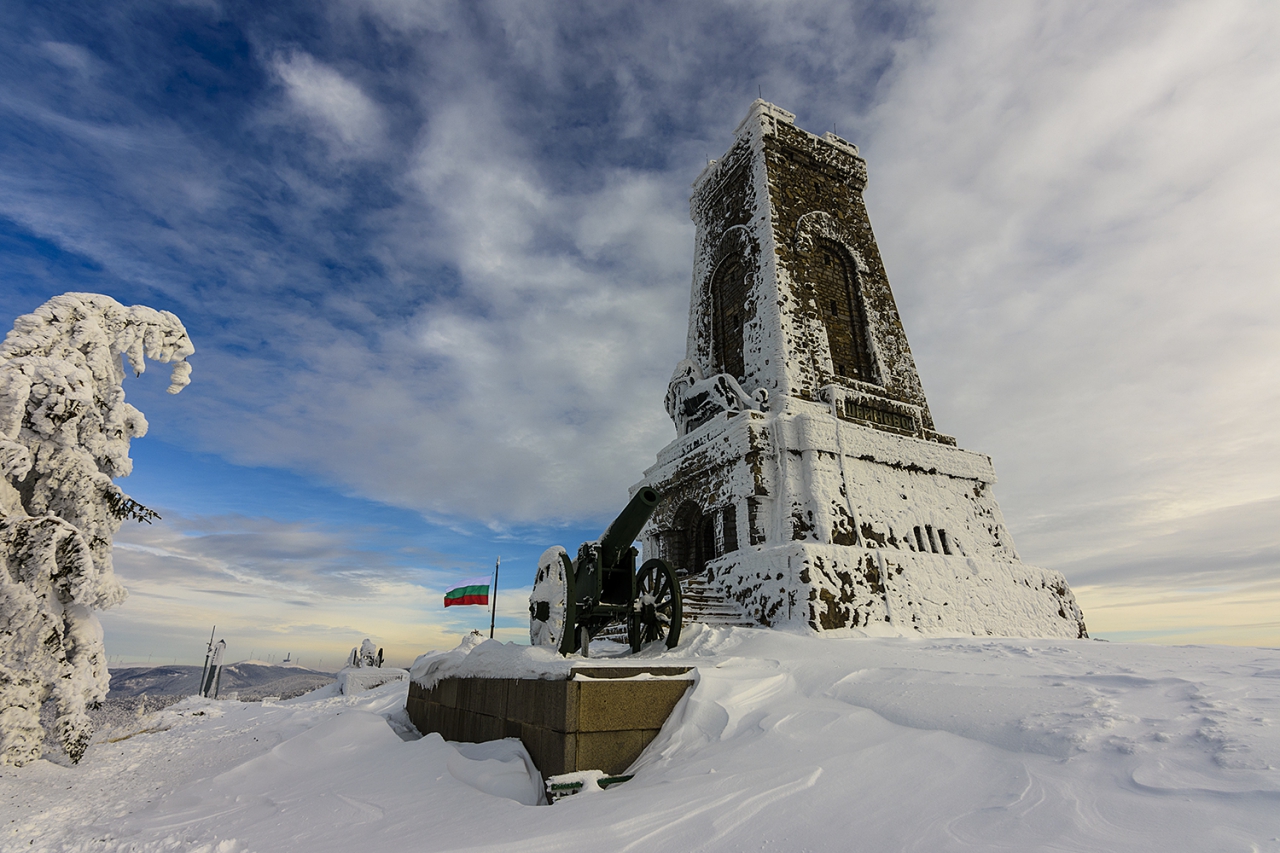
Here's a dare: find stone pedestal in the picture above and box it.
[406,666,693,777]
[640,403,1085,638]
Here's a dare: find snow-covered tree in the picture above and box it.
[0,293,193,766]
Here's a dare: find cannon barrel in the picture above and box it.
[597,486,661,567]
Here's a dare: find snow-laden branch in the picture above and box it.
[0,293,193,766]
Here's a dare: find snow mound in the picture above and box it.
[409,634,576,689]
[4,631,1279,852]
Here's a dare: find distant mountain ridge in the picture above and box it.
[109,663,334,701]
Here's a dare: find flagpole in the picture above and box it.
[489,556,500,639]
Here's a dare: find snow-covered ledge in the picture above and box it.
[406,636,694,778]
[338,666,408,695]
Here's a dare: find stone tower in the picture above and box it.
[636,101,1086,638]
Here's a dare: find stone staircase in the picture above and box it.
[591,572,755,644]
[677,571,756,629]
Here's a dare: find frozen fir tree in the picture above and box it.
[0,293,193,766]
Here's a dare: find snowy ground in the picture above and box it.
[4,626,1279,852]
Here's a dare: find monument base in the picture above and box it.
[640,401,1087,639]
[704,542,1086,637]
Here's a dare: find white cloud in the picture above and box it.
[106,513,533,666]
[189,83,693,522]
[858,0,1280,600]
[272,51,387,157]
[39,41,98,76]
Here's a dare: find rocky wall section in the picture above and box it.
[642,403,1087,639]
[703,542,1087,639]
[770,406,1017,562]
[762,117,933,421]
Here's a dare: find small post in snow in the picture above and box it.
[198,625,215,695]
[202,639,226,698]
[489,557,500,639]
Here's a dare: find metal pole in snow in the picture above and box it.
[489,557,500,639]
[199,624,215,695]
[204,639,226,698]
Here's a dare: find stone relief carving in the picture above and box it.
[665,359,768,436]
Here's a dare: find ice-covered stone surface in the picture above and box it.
[638,103,1084,639]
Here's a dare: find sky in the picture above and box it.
[1,0,1277,668]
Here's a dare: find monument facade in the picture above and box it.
[636,101,1087,638]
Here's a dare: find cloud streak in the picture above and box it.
[272,51,387,157]
[863,0,1280,581]
[109,511,536,666]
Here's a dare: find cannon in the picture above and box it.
[529,486,682,656]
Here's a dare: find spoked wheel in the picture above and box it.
[530,547,570,648]
[530,548,579,656]
[631,558,682,652]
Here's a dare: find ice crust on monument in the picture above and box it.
[637,101,1086,641]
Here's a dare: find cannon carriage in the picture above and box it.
[529,487,682,656]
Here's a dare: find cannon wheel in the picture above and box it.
[530,547,572,649]
[630,558,682,653]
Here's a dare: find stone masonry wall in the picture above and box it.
[637,101,1087,641]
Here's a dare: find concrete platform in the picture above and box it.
[406,666,694,777]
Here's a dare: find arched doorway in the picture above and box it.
[668,501,717,575]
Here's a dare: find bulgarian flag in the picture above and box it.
[444,576,491,607]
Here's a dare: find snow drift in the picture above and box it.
[4,627,1278,852]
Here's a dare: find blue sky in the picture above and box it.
[3,0,1278,666]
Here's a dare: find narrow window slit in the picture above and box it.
[723,505,739,553]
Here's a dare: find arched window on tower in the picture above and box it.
[709,258,749,381]
[812,243,875,383]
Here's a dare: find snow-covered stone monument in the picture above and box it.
[636,101,1086,639]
